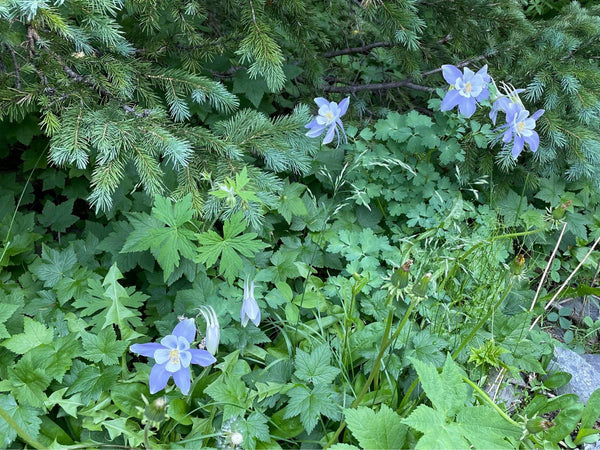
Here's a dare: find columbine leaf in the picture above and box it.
[122,195,197,281]
[38,199,78,232]
[196,212,267,284]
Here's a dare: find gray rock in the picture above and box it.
[549,346,600,404]
[555,296,600,324]
[582,353,600,373]
[584,442,600,450]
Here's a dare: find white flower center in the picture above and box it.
[517,122,525,135]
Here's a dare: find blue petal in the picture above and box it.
[154,348,171,364]
[172,366,191,395]
[336,119,347,145]
[160,334,178,349]
[172,319,196,343]
[524,132,540,152]
[322,124,336,145]
[512,136,525,159]
[458,98,477,118]
[149,363,171,394]
[179,349,192,368]
[531,109,545,121]
[441,65,462,85]
[476,64,490,83]
[130,342,164,358]
[189,349,217,366]
[440,89,460,111]
[306,124,326,138]
[305,118,319,129]
[476,88,490,102]
[314,97,330,108]
[251,307,261,327]
[338,97,350,117]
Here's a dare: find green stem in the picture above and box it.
[325,298,417,449]
[461,376,520,427]
[144,422,153,449]
[513,172,530,228]
[0,404,44,449]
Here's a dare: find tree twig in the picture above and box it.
[324,42,394,58]
[324,80,434,93]
[6,45,21,89]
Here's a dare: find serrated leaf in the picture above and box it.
[205,375,251,421]
[0,395,42,448]
[66,365,121,404]
[2,317,53,354]
[294,345,340,385]
[122,195,197,281]
[345,405,407,450]
[196,212,267,284]
[0,303,19,339]
[29,245,77,288]
[39,199,78,232]
[45,388,83,418]
[82,327,128,365]
[283,385,340,434]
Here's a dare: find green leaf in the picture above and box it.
[283,385,340,434]
[239,412,270,450]
[278,182,308,224]
[2,317,53,354]
[122,195,197,281]
[82,327,128,365]
[3,356,52,408]
[456,406,521,449]
[29,245,77,288]
[45,388,83,418]
[196,212,267,284]
[402,404,446,434]
[345,405,407,450]
[39,199,78,233]
[73,264,145,337]
[205,375,251,421]
[67,365,121,404]
[410,354,467,417]
[294,345,340,385]
[0,303,19,339]
[0,395,42,448]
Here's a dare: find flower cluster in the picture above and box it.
[130,278,263,396]
[440,65,544,159]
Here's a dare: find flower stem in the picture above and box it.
[325,297,417,448]
[461,376,520,427]
[0,404,44,449]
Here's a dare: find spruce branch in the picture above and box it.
[6,45,21,89]
[324,80,434,93]
[324,42,394,57]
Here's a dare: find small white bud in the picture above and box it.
[230,432,243,446]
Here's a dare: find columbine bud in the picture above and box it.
[551,200,572,220]
[526,417,553,434]
[412,272,432,297]
[510,254,525,275]
[144,396,168,423]
[198,305,220,355]
[392,259,413,289]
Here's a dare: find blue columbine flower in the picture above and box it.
[440,64,490,118]
[489,82,525,125]
[305,97,349,146]
[130,318,216,395]
[241,277,260,327]
[198,305,220,355]
[500,102,544,159]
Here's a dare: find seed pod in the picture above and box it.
[412,272,432,297]
[510,254,525,275]
[144,396,168,423]
[551,200,572,219]
[391,259,413,289]
[526,417,553,434]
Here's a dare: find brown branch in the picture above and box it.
[324,80,434,94]
[324,50,497,94]
[62,64,150,117]
[324,42,394,58]
[6,46,21,89]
